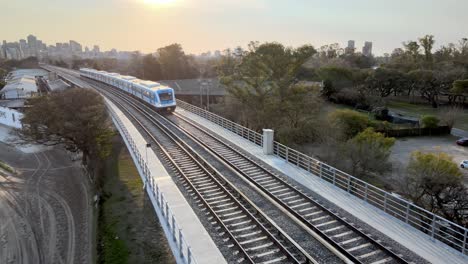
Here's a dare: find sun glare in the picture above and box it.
[143,0,176,6]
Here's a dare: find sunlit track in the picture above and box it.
[83,78,318,264]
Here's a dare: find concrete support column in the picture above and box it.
[262,129,274,155]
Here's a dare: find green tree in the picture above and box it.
[328,109,371,139]
[220,42,319,134]
[403,41,421,63]
[157,43,198,79]
[451,79,468,94]
[365,68,407,97]
[419,35,435,65]
[420,115,440,128]
[20,88,114,185]
[404,151,467,224]
[142,54,163,81]
[344,128,395,178]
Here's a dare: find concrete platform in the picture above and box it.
[176,108,468,264]
[106,99,226,264]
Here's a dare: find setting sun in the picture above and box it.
[143,0,177,6]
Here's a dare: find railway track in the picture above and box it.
[160,113,411,264]
[161,112,411,264]
[91,80,318,264]
[54,67,412,264]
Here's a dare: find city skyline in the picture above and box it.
[3,0,468,55]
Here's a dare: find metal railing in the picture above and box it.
[177,99,468,257]
[177,100,263,147]
[109,105,197,264]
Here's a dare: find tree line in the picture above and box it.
[50,43,213,81]
[313,35,468,109]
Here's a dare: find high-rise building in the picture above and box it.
[19,39,29,58]
[70,40,83,54]
[27,34,38,56]
[362,41,373,56]
[345,40,355,54]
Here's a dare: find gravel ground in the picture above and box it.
[0,141,93,264]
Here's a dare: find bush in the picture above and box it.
[420,115,440,128]
[329,109,372,139]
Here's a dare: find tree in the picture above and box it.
[420,115,440,128]
[403,41,421,63]
[451,79,468,94]
[419,35,435,65]
[403,151,467,224]
[365,68,407,97]
[142,54,163,81]
[439,106,463,129]
[344,128,395,178]
[220,42,319,135]
[19,88,114,184]
[328,109,371,139]
[157,43,198,79]
[408,70,440,108]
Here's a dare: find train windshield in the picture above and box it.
[159,91,173,101]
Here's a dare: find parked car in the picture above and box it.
[460,160,468,169]
[456,138,468,146]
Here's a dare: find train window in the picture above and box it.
[159,92,173,101]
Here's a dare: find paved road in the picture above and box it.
[0,143,92,264]
[390,135,468,184]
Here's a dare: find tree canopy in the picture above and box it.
[20,88,114,168]
[403,151,467,224]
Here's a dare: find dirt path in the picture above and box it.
[0,143,92,264]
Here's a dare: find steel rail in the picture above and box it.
[162,112,410,264]
[90,79,317,264]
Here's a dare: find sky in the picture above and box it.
[2,0,468,55]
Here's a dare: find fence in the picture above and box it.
[109,105,197,264]
[176,100,263,147]
[177,99,468,256]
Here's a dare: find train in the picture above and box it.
[79,68,176,112]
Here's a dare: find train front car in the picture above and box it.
[155,86,176,113]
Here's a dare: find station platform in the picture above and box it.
[106,99,226,264]
[176,108,468,264]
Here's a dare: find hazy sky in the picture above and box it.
[2,0,467,55]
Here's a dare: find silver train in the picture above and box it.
[79,68,176,112]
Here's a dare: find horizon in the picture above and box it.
[3,0,468,56]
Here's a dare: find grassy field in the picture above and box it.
[387,101,468,131]
[99,138,175,264]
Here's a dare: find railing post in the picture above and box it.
[187,247,192,264]
[179,229,184,257]
[383,193,387,212]
[462,229,467,254]
[346,176,351,193]
[431,214,437,238]
[405,203,410,223]
[165,202,169,222]
[172,215,176,241]
[364,184,368,202]
[319,163,323,178]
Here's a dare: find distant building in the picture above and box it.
[362,41,373,56]
[345,40,355,54]
[70,40,83,54]
[27,34,38,56]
